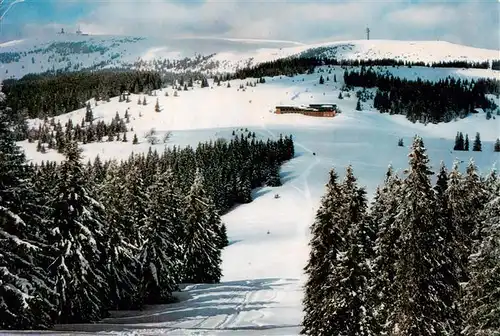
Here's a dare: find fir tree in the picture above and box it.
[461,192,500,336]
[85,102,93,123]
[48,142,108,323]
[494,138,500,152]
[371,166,402,334]
[454,132,465,151]
[182,170,222,284]
[472,132,482,151]
[463,159,488,243]
[265,162,282,187]
[356,99,362,111]
[465,134,470,151]
[321,166,375,335]
[302,169,347,335]
[0,111,56,329]
[98,163,140,310]
[122,166,149,247]
[133,133,139,144]
[138,168,184,304]
[390,136,459,335]
[155,98,160,112]
[319,75,324,84]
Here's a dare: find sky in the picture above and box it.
[1,0,499,50]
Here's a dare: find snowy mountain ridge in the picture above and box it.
[1,34,498,79]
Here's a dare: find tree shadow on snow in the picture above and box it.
[53,278,294,332]
[251,187,272,199]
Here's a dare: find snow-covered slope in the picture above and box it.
[1,34,498,79]
[8,66,500,335]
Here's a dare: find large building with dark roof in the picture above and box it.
[275,104,337,117]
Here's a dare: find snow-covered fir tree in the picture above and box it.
[138,168,184,304]
[444,162,472,284]
[0,111,56,329]
[463,159,488,243]
[48,141,108,324]
[98,162,140,310]
[182,169,223,283]
[389,136,460,335]
[321,165,375,336]
[370,165,402,334]
[461,190,500,336]
[122,166,150,247]
[301,169,347,336]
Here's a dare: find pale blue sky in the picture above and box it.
[1,0,499,50]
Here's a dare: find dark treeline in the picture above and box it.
[233,56,500,80]
[344,67,499,123]
[492,60,500,71]
[302,136,499,336]
[431,60,490,69]
[1,70,163,119]
[0,105,295,329]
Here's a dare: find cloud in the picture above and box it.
[12,0,500,50]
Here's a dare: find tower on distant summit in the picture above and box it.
[366,27,370,40]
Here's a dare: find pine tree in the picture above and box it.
[155,98,160,112]
[371,166,402,334]
[265,162,282,187]
[338,91,343,100]
[494,138,500,152]
[217,223,229,249]
[321,166,375,335]
[461,192,500,336]
[85,103,93,123]
[98,163,140,310]
[390,136,459,335]
[444,162,473,284]
[472,132,482,151]
[465,134,470,151]
[48,142,108,323]
[302,169,347,336]
[133,133,139,144]
[0,111,56,329]
[142,97,147,106]
[319,75,324,84]
[182,170,222,284]
[334,74,337,82]
[122,166,149,247]
[356,99,362,111]
[138,168,184,304]
[454,132,466,151]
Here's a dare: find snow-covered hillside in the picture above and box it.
[1,34,499,79]
[8,66,498,335]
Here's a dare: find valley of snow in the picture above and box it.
[3,64,498,335]
[1,34,499,79]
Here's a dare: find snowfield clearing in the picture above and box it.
[6,67,500,335]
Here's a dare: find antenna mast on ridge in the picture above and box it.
[366,27,370,40]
